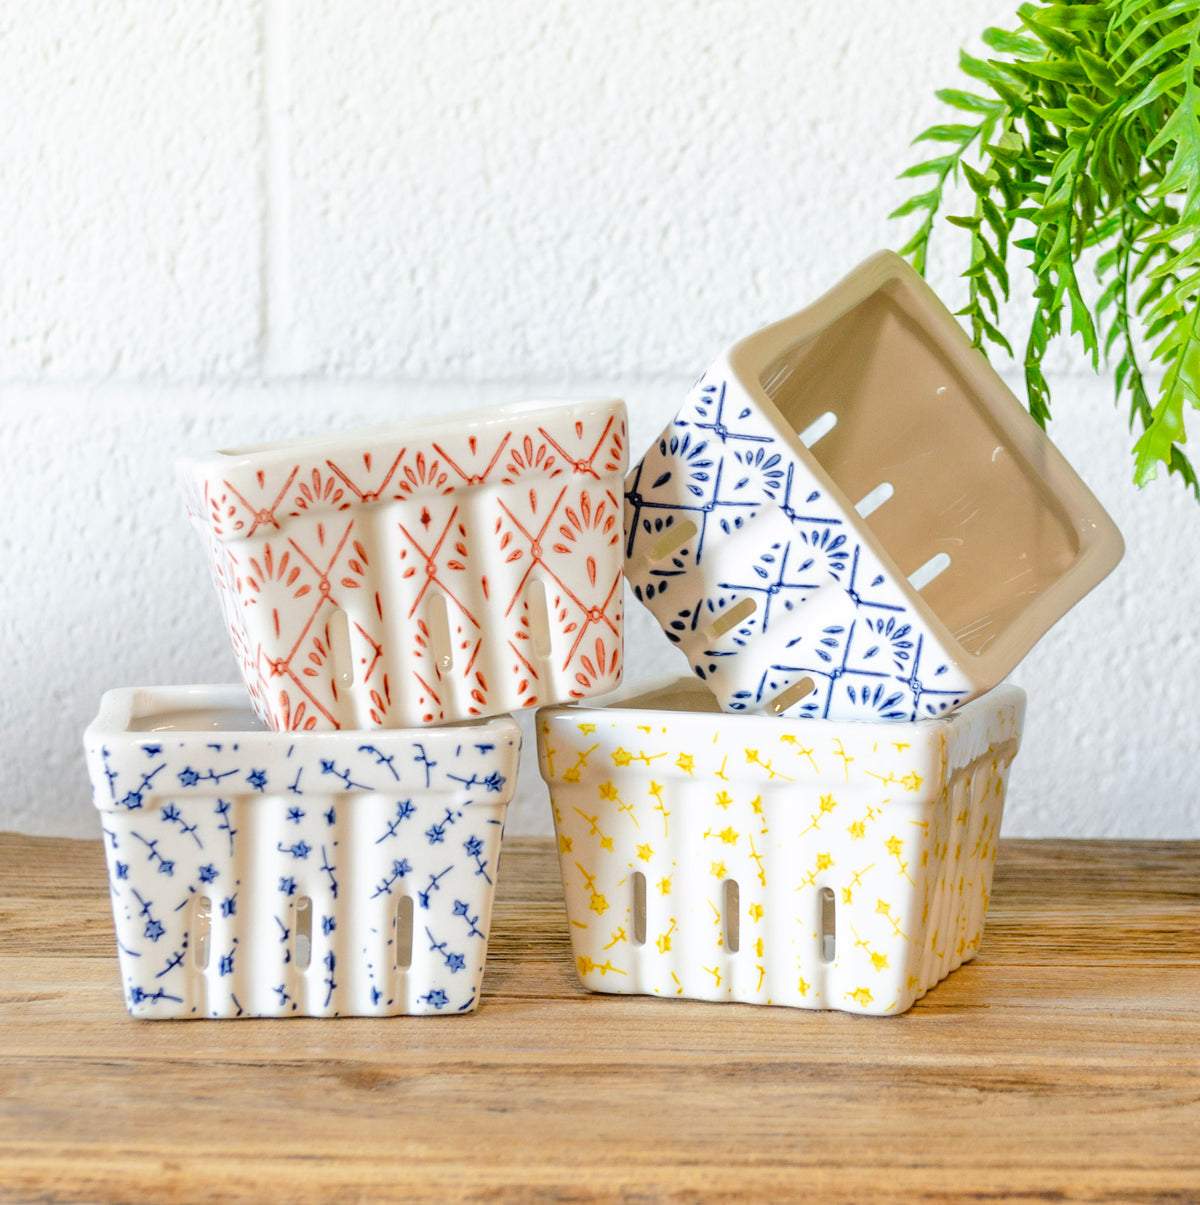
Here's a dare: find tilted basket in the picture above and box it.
[624,252,1121,722]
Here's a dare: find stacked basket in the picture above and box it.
[84,250,1123,1020]
[534,252,1124,1015]
[84,399,629,1018]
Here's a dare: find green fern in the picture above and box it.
[894,0,1200,500]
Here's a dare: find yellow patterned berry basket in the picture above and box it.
[536,677,1024,1015]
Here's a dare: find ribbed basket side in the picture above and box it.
[101,790,508,1018]
[183,411,628,731]
[550,777,945,1014]
[622,374,978,723]
[538,694,1023,1016]
[911,741,1016,1001]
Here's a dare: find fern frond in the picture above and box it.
[892,0,1200,499]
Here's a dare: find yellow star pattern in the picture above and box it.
[542,693,1022,1016]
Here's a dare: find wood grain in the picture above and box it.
[1,833,1197,1204]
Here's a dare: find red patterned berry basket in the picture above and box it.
[177,400,627,730]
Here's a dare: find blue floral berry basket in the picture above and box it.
[624,251,1122,723]
[84,685,519,1018]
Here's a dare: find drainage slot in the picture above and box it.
[647,518,698,562]
[427,593,454,672]
[396,895,414,970]
[798,410,838,448]
[294,896,313,969]
[908,552,952,592]
[327,608,354,689]
[632,872,647,946]
[768,676,815,715]
[819,887,836,963]
[526,578,552,659]
[854,481,894,519]
[194,896,211,969]
[708,596,757,640]
[723,879,740,952]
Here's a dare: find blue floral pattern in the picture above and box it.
[624,374,974,721]
[85,687,520,1018]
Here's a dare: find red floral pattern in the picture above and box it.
[180,403,627,730]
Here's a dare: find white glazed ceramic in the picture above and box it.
[178,399,627,731]
[537,676,1024,1015]
[624,252,1122,722]
[84,685,520,1019]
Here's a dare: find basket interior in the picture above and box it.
[602,677,722,713]
[758,283,1081,656]
[127,697,265,734]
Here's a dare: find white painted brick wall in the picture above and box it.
[2,1,1196,838]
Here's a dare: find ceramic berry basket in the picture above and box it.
[624,252,1122,722]
[536,676,1024,1015]
[84,685,520,1019]
[178,399,627,731]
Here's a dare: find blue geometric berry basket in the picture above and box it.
[84,685,520,1018]
[624,251,1123,722]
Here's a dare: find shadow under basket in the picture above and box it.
[536,676,1024,1015]
[624,251,1121,722]
[84,686,520,1019]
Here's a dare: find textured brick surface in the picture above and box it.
[0,0,1195,838]
[285,0,1014,378]
[0,0,263,377]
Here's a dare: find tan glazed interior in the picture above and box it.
[748,260,1118,660]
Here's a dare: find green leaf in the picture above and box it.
[981,27,1042,56]
[1124,61,1186,113]
[897,156,957,179]
[959,50,1011,87]
[935,88,1003,114]
[1111,0,1200,60]
[984,137,1024,164]
[888,191,940,218]
[961,161,996,193]
[1065,93,1105,123]
[1035,4,1110,31]
[982,190,1009,240]
[1077,47,1120,97]
[1030,105,1085,128]
[913,123,981,144]
[1011,59,1090,86]
[1016,10,1080,57]
[1117,24,1197,84]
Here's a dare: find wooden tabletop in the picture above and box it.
[1,833,1198,1203]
